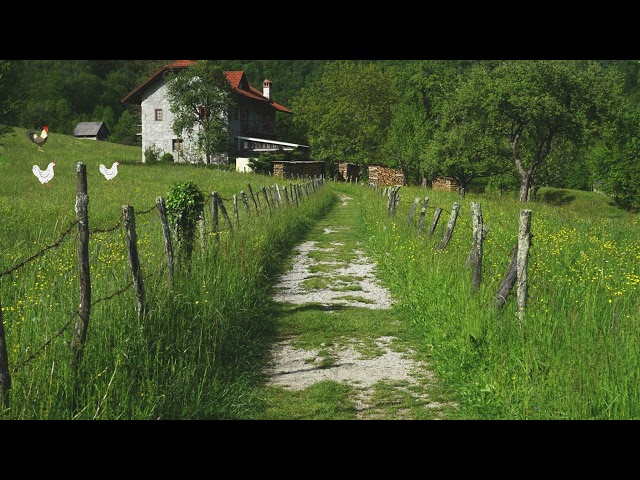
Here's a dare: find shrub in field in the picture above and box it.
[144,145,162,163]
[165,180,205,260]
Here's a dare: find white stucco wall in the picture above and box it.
[235,157,254,173]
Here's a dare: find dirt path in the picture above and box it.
[261,191,459,419]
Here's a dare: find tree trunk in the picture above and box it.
[519,174,531,202]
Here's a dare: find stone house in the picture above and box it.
[121,60,308,164]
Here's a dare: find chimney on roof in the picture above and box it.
[263,79,272,100]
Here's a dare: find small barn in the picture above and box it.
[337,162,359,182]
[73,122,110,141]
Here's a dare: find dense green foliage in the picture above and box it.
[2,59,640,208]
[0,128,332,419]
[1,128,640,419]
[166,61,235,164]
[165,180,206,259]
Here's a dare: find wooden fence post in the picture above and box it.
[417,197,429,235]
[155,196,174,288]
[469,202,485,292]
[233,194,240,226]
[240,190,251,216]
[517,209,533,322]
[407,197,420,226]
[212,192,220,244]
[0,298,10,410]
[198,209,206,249]
[427,207,443,239]
[216,193,234,236]
[496,243,517,309]
[247,183,259,211]
[123,205,147,321]
[435,203,460,250]
[71,162,91,373]
[261,186,272,214]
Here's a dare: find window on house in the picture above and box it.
[155,109,163,121]
[172,139,183,151]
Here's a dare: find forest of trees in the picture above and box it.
[1,59,639,210]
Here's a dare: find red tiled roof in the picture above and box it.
[122,60,292,114]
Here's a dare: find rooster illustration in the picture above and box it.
[27,126,49,152]
[99,161,119,180]
[32,161,56,184]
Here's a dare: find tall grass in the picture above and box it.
[0,128,335,418]
[4,126,640,419]
[360,183,640,419]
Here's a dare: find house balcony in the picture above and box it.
[240,121,277,140]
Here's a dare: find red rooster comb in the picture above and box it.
[43,126,49,131]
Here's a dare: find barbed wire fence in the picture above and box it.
[0,162,325,410]
[370,183,533,317]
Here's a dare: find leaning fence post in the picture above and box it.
[496,242,518,309]
[71,162,91,373]
[123,205,147,322]
[517,209,533,322]
[216,193,234,236]
[426,207,442,239]
[156,196,174,288]
[261,186,272,214]
[435,202,460,250]
[0,298,11,410]
[247,183,259,211]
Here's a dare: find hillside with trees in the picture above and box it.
[1,59,639,209]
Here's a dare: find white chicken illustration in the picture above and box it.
[99,161,120,180]
[32,161,56,185]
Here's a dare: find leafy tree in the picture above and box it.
[0,61,20,138]
[165,60,235,165]
[110,110,139,146]
[421,63,511,194]
[454,60,626,201]
[383,61,480,186]
[165,180,206,260]
[291,60,397,176]
[383,73,429,185]
[91,105,115,131]
[588,106,640,210]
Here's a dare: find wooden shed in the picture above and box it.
[337,162,359,182]
[73,121,110,141]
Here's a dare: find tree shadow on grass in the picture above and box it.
[538,189,576,205]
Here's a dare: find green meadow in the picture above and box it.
[1,127,639,419]
[362,183,640,419]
